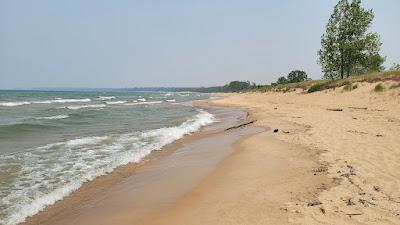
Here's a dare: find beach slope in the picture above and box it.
[148,81,400,225]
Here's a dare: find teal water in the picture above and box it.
[0,90,213,225]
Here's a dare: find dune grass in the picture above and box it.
[249,70,400,94]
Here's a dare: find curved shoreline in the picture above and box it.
[20,104,255,225]
[142,96,331,225]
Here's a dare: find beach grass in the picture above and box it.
[249,70,400,93]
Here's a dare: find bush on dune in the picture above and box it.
[374,83,385,92]
[308,82,330,93]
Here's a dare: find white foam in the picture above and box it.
[35,115,69,120]
[66,104,106,110]
[105,101,126,105]
[0,109,214,225]
[139,109,214,149]
[65,136,108,147]
[165,99,176,102]
[33,98,91,104]
[124,101,162,106]
[0,99,91,107]
[0,101,31,107]
[209,96,220,100]
[137,98,146,102]
[98,96,116,100]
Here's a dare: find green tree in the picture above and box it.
[287,70,309,83]
[276,76,288,85]
[389,63,400,71]
[318,0,384,79]
[223,81,251,92]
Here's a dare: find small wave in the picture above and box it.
[65,104,106,110]
[98,96,116,100]
[0,99,91,107]
[65,136,108,147]
[165,99,176,102]
[33,98,91,104]
[0,101,31,107]
[0,123,58,135]
[105,101,126,105]
[137,98,146,102]
[35,115,69,120]
[0,109,214,225]
[124,101,162,106]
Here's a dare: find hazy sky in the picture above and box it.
[0,0,399,89]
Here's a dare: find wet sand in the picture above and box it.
[21,105,262,225]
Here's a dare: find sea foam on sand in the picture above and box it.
[0,109,214,225]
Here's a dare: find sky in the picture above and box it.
[0,0,399,89]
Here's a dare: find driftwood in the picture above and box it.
[307,201,322,207]
[349,106,368,110]
[346,213,363,217]
[225,120,256,131]
[326,108,343,111]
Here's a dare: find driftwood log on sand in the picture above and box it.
[326,108,343,111]
[225,120,257,131]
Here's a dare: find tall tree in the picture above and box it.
[318,0,384,79]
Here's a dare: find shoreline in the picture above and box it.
[20,104,257,225]
[18,82,400,225]
[143,96,332,225]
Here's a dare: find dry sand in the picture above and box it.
[20,82,400,225]
[144,81,400,225]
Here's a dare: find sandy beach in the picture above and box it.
[18,81,400,225]
[172,81,399,225]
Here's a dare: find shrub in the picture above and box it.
[374,83,385,92]
[343,84,353,91]
[308,83,328,93]
[343,84,359,91]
